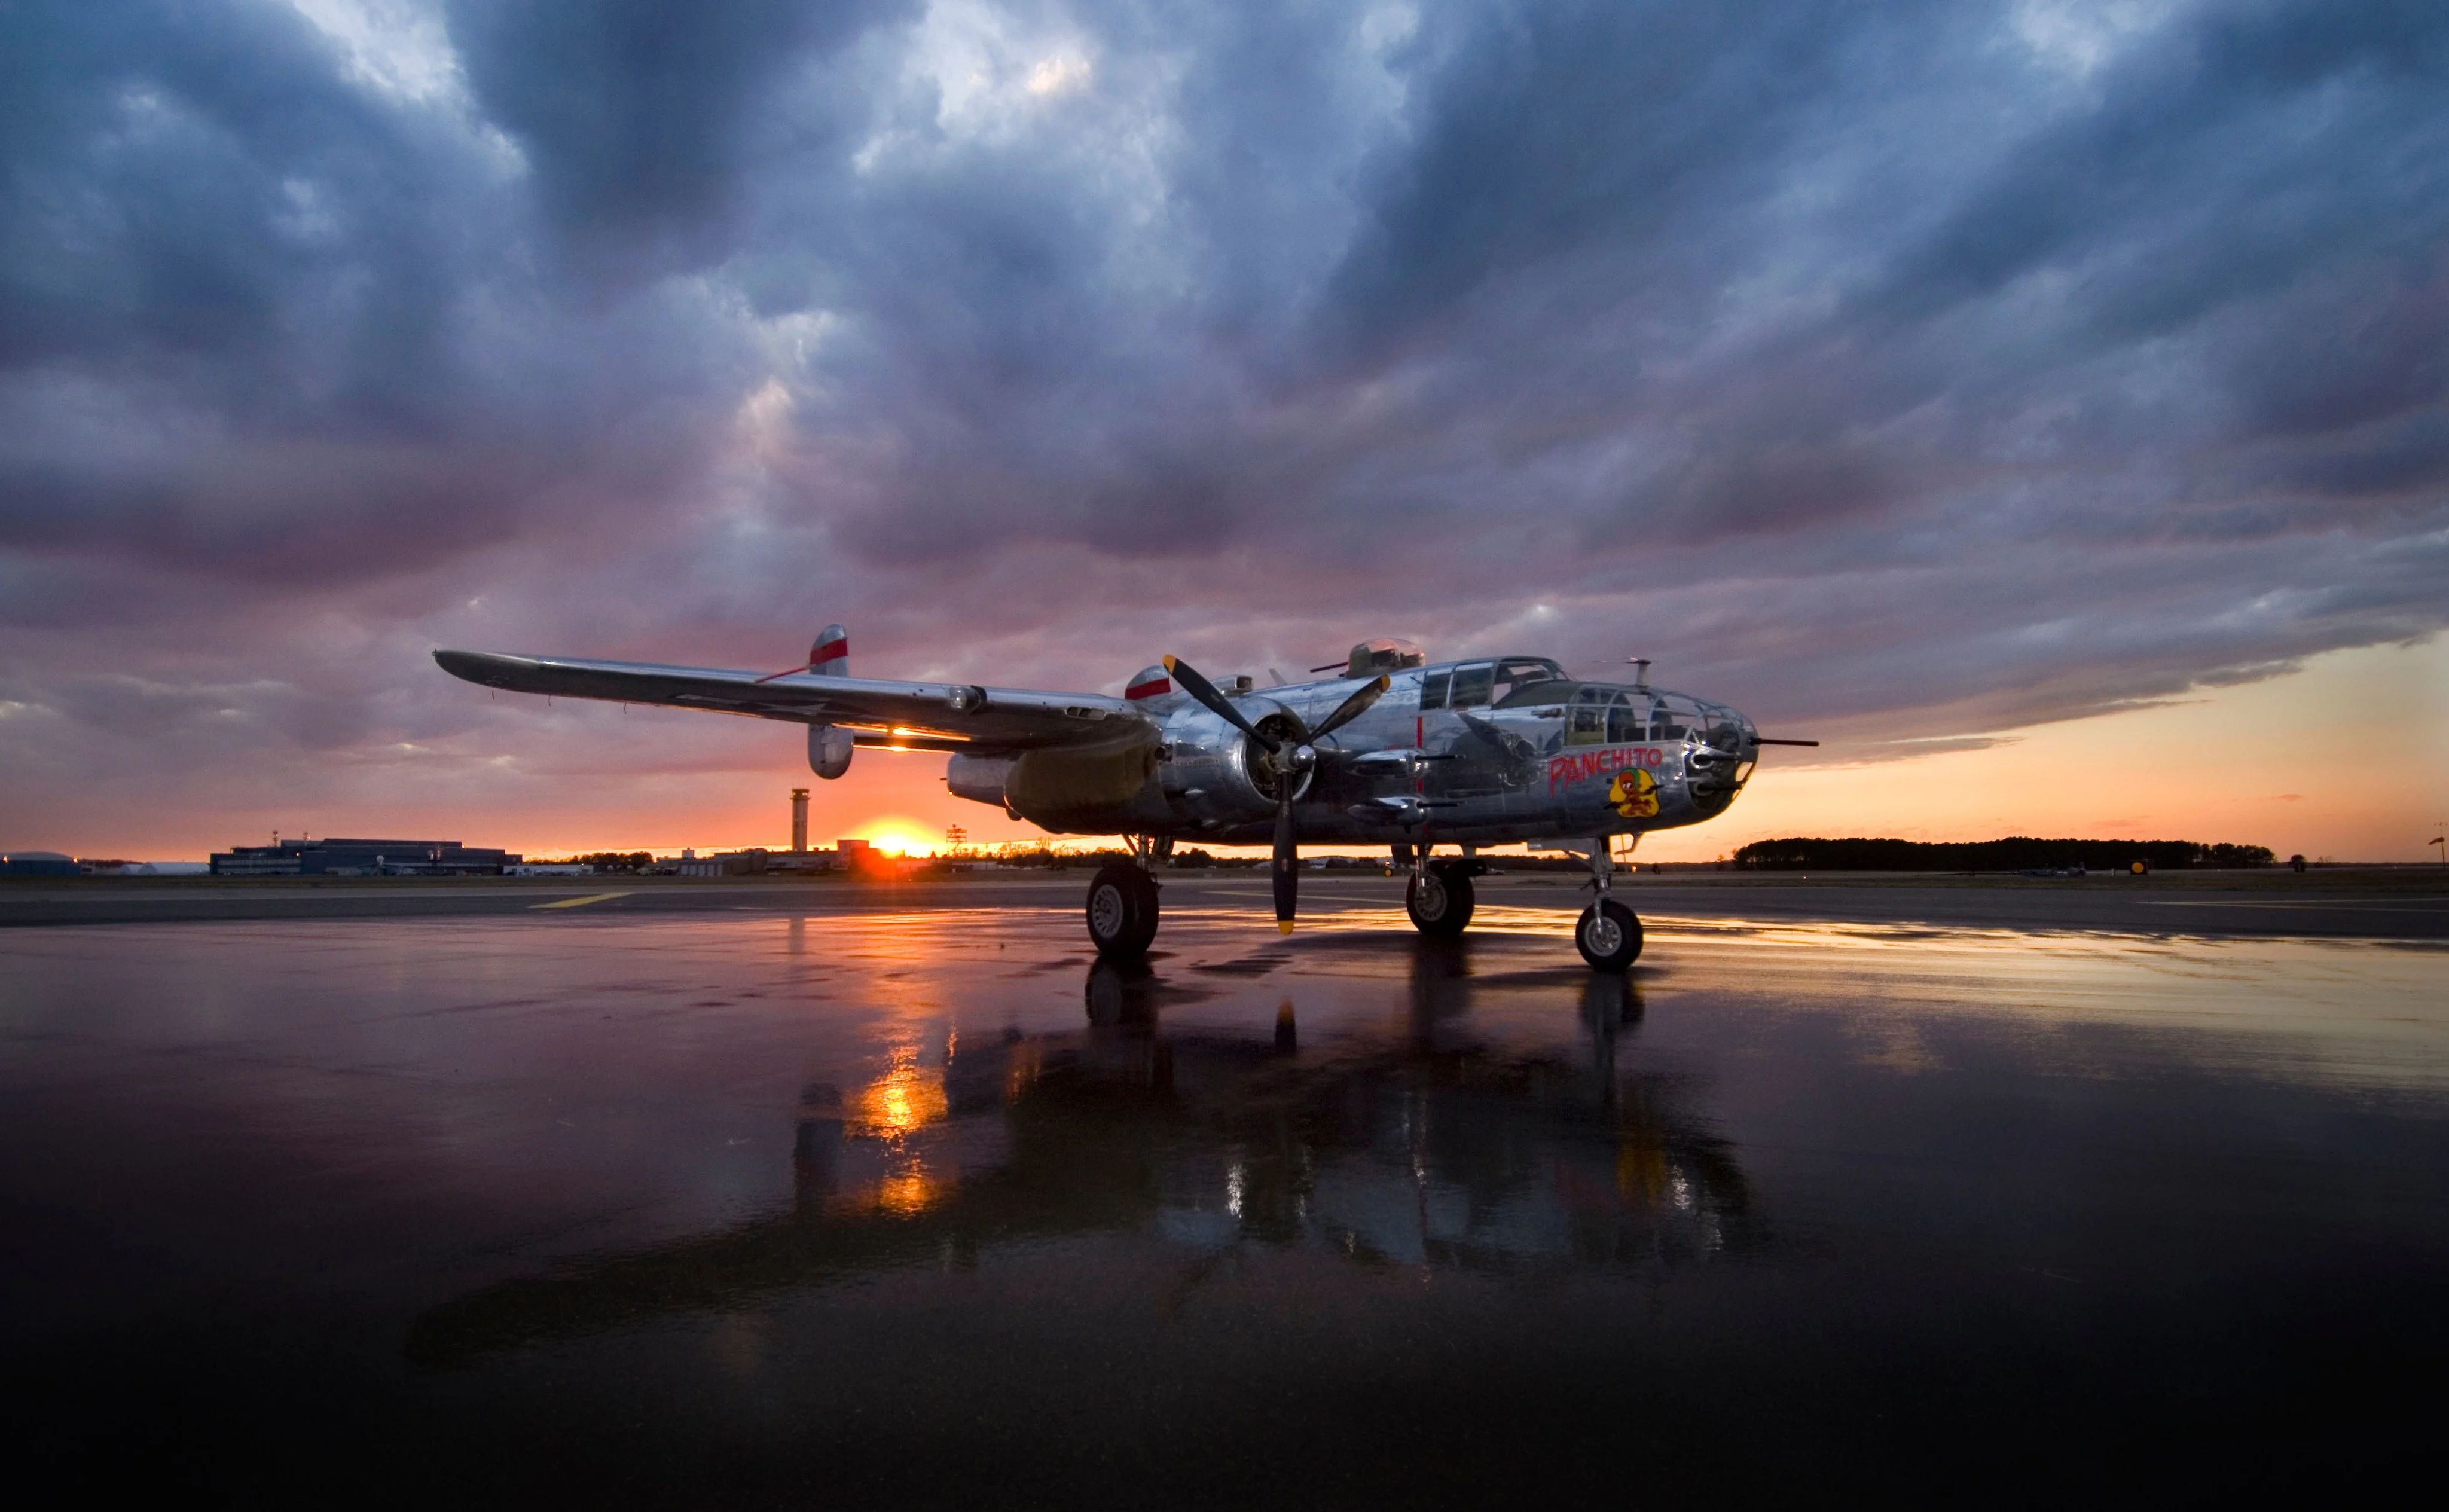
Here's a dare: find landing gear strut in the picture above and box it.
[1574,838,1642,972]
[1086,836,1163,958]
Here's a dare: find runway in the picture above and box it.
[4,886,2444,1501]
[5,864,2446,937]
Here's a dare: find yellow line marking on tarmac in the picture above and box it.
[531,892,633,911]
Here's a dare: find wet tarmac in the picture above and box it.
[7,866,2449,939]
[4,891,2445,1503]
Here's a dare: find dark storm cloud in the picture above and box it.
[1324,0,1912,346]
[444,0,909,270]
[1876,0,2449,330]
[0,1,475,401]
[4,0,2447,843]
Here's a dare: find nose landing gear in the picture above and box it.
[1573,838,1643,972]
[1575,897,1642,971]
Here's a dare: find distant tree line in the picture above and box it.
[1732,838,2277,871]
[537,851,656,872]
[1168,848,1269,869]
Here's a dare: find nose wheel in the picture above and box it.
[1575,897,1643,972]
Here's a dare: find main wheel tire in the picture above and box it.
[1406,863,1476,937]
[1575,898,1643,972]
[1086,863,1161,957]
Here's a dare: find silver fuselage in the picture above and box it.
[954,661,1757,847]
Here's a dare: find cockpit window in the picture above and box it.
[1554,683,1675,741]
[1418,669,1452,710]
[1563,685,1608,744]
[1445,663,1494,708]
[1607,694,1649,743]
[1492,658,1565,703]
[1495,680,1573,709]
[1651,694,1699,741]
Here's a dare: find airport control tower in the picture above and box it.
[790,788,808,854]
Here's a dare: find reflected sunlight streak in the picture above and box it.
[854,1046,950,1138]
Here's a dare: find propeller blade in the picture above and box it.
[1272,794,1297,934]
[1309,674,1390,741]
[1164,655,1277,752]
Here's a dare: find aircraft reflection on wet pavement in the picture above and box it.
[408,948,1755,1366]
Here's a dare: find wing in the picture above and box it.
[434,650,1140,752]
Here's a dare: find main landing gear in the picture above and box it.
[1087,836,1168,959]
[1083,834,1641,974]
[1396,840,1639,970]
[1400,847,1480,938]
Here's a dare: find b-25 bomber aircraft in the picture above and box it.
[434,631,1812,970]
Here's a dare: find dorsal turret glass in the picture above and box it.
[1343,638,1426,677]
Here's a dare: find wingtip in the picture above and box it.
[432,648,533,688]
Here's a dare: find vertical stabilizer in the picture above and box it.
[805,626,851,776]
[810,624,848,677]
[1124,664,1172,701]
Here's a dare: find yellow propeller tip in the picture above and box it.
[1162,655,1177,671]
[1278,920,1296,935]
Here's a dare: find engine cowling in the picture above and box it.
[946,753,1014,810]
[808,723,854,780]
[1160,701,1312,824]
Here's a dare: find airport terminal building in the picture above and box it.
[210,838,519,877]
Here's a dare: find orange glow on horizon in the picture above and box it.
[851,815,936,857]
[1633,635,2447,863]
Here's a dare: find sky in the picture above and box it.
[2,0,2445,862]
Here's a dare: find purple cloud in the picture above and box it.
[3,0,2445,847]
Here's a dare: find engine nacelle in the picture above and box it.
[948,726,1171,833]
[1160,701,1308,824]
[808,722,854,780]
[946,753,1013,809]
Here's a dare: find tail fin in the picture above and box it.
[805,627,852,777]
[809,624,848,677]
